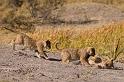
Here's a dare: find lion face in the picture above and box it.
[87,47,95,56]
[45,40,51,49]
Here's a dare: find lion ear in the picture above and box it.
[46,40,51,45]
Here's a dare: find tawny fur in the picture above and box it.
[55,42,96,66]
[11,33,51,59]
[97,59,114,69]
[96,58,123,70]
[89,57,115,69]
[89,56,102,65]
[12,33,36,50]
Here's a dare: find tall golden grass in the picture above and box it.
[0,22,124,59]
[28,23,124,58]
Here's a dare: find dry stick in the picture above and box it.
[2,24,27,34]
[113,38,120,60]
[3,26,14,32]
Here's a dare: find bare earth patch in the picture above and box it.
[0,45,124,82]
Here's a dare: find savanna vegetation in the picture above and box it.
[1,22,124,61]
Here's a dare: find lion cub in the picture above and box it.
[55,42,96,66]
[97,59,114,69]
[89,56,123,69]
[11,33,36,50]
[11,33,51,59]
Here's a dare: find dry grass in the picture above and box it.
[0,22,124,60]
[30,23,124,59]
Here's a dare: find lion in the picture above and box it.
[11,33,51,59]
[89,55,115,69]
[11,33,36,51]
[96,58,114,69]
[89,56,123,70]
[34,40,51,59]
[3,27,51,59]
[55,42,96,66]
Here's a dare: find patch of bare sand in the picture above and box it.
[0,45,124,82]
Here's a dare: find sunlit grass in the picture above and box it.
[29,23,124,59]
[0,22,124,60]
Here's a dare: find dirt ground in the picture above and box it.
[0,45,124,82]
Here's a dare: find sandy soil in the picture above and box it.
[0,45,124,82]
